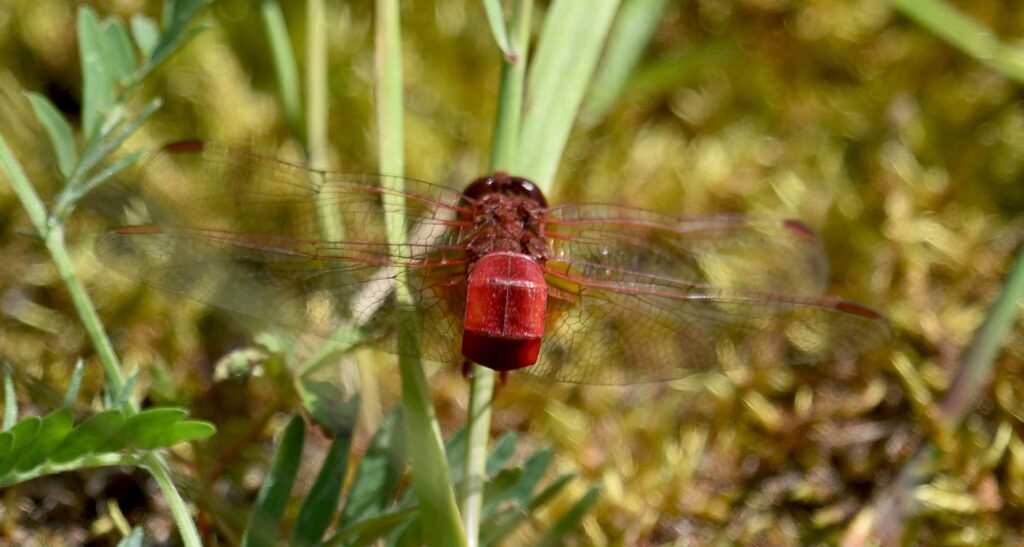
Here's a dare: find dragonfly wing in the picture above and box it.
[97,142,470,363]
[530,261,890,385]
[544,205,829,295]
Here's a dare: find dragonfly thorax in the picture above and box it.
[462,189,548,265]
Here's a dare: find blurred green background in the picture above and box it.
[1,0,1024,544]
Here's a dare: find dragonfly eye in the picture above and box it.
[460,172,548,208]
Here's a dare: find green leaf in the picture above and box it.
[25,92,79,177]
[296,379,360,437]
[581,0,671,124]
[0,416,40,476]
[77,149,147,196]
[116,527,144,547]
[528,472,575,511]
[63,359,86,408]
[142,0,211,78]
[290,432,354,546]
[481,0,513,58]
[116,407,188,450]
[2,369,15,431]
[15,408,73,471]
[130,14,160,58]
[517,0,621,191]
[480,473,577,546]
[125,408,202,449]
[482,446,552,519]
[485,432,517,476]
[535,485,601,547]
[339,410,405,527]
[68,98,160,194]
[99,18,137,85]
[162,420,216,445]
[51,410,125,463]
[481,467,523,515]
[242,416,305,547]
[0,432,13,463]
[78,5,116,140]
[507,447,552,505]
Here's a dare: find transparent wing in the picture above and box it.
[531,263,890,385]
[96,142,471,363]
[544,205,829,295]
[533,206,888,384]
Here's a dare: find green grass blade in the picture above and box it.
[535,485,601,547]
[25,92,79,177]
[516,0,621,192]
[891,0,1024,84]
[581,0,670,124]
[289,432,354,546]
[488,0,532,171]
[63,359,85,408]
[375,1,465,545]
[622,41,732,100]
[242,415,305,547]
[2,368,16,431]
[481,0,513,59]
[937,199,1024,422]
[260,0,304,139]
[323,507,418,546]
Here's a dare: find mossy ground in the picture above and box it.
[1,0,1023,544]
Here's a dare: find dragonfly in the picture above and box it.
[97,142,890,385]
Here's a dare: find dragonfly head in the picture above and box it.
[459,172,548,209]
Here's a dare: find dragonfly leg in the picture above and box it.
[461,359,474,379]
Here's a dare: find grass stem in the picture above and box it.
[375,1,466,545]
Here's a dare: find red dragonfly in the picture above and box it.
[98,142,890,384]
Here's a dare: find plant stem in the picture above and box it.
[0,133,126,397]
[374,1,466,545]
[45,225,127,398]
[0,132,202,547]
[145,453,203,547]
[463,3,532,545]
[306,0,329,173]
[260,0,304,140]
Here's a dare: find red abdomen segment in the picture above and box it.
[461,252,547,371]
